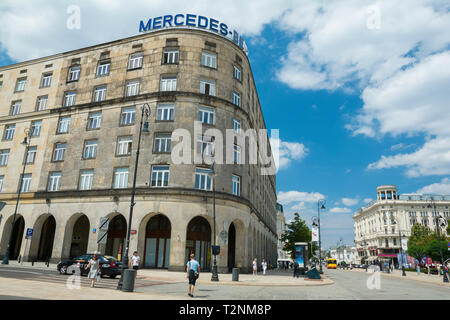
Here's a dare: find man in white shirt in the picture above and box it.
[130,251,140,279]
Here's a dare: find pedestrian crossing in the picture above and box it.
[21,272,171,290]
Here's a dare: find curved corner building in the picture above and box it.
[0,27,278,273]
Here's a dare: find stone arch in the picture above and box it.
[186,215,212,271]
[104,213,127,260]
[61,213,91,260]
[229,218,245,271]
[138,213,172,268]
[0,214,25,261]
[29,214,56,261]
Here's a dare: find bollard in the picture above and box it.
[232,268,239,281]
[121,269,136,292]
[18,255,21,264]
[31,260,34,266]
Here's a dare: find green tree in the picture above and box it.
[447,224,450,236]
[425,238,450,262]
[280,212,312,260]
[407,223,432,261]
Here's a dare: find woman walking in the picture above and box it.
[252,258,258,276]
[85,253,101,288]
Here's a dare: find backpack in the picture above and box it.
[189,261,199,279]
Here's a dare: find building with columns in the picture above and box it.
[0,26,278,273]
[353,185,450,265]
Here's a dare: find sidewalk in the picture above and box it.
[137,269,334,287]
[341,267,450,287]
[2,261,333,287]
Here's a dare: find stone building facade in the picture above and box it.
[0,28,278,273]
[353,185,450,265]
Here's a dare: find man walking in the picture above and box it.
[261,259,267,275]
[186,253,200,298]
[130,251,140,279]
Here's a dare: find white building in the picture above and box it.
[276,203,288,262]
[329,246,357,264]
[353,185,450,266]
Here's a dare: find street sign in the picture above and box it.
[26,228,33,237]
[220,230,227,243]
[97,217,109,244]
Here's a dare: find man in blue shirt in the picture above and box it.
[186,253,200,297]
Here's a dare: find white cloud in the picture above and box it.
[270,138,308,170]
[341,198,358,206]
[416,178,450,195]
[363,198,373,204]
[0,0,295,62]
[277,190,325,205]
[329,207,352,214]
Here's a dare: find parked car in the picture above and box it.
[360,264,368,269]
[57,254,122,278]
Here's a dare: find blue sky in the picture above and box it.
[1,1,450,249]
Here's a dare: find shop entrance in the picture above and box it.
[105,215,126,261]
[37,216,56,261]
[144,214,171,268]
[185,216,211,271]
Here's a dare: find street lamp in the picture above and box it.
[2,128,33,265]
[427,198,449,283]
[209,162,219,282]
[116,103,150,290]
[317,199,326,274]
[392,218,406,276]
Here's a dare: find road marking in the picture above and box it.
[0,269,42,275]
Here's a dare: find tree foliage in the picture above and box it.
[425,238,450,262]
[407,223,432,261]
[280,212,312,260]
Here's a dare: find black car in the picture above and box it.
[57,254,122,278]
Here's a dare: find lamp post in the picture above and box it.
[116,103,150,290]
[210,162,219,281]
[427,198,449,283]
[2,128,33,265]
[317,199,326,274]
[392,218,407,276]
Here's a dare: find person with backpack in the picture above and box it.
[186,253,200,298]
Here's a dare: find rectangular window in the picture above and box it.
[10,101,21,116]
[0,149,9,166]
[116,136,133,156]
[198,106,214,125]
[48,172,62,191]
[160,76,177,91]
[233,91,241,106]
[0,175,4,192]
[233,118,241,133]
[79,169,94,190]
[15,78,26,92]
[196,136,214,157]
[195,167,212,191]
[25,146,37,164]
[233,145,241,164]
[36,96,48,111]
[125,80,140,96]
[201,52,217,68]
[234,66,241,81]
[31,121,42,137]
[21,174,32,193]
[163,49,179,64]
[151,165,170,187]
[4,124,15,140]
[232,175,241,196]
[154,133,172,153]
[128,53,143,70]
[113,167,129,189]
[200,79,216,96]
[97,61,110,76]
[67,66,80,82]
[53,143,66,161]
[87,112,102,130]
[57,116,71,134]
[93,86,106,102]
[120,107,136,125]
[156,104,174,121]
[41,73,52,87]
[83,140,98,159]
[64,91,76,107]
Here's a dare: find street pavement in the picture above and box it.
[0,263,449,300]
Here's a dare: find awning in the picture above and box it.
[378,254,397,257]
